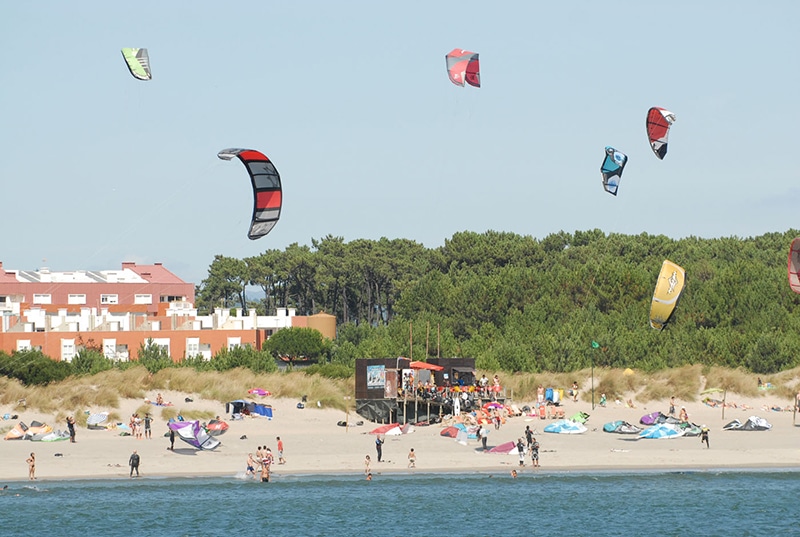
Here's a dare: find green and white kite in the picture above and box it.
[121,48,151,81]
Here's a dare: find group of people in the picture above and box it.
[516,425,541,468]
[246,437,285,482]
[402,374,504,401]
[364,443,416,473]
[128,413,152,440]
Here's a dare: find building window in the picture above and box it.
[33,294,51,304]
[160,295,183,303]
[100,294,118,305]
[16,340,31,351]
[61,339,76,362]
[0,296,6,303]
[227,337,241,350]
[186,337,200,357]
[103,339,117,359]
[134,294,153,305]
[68,294,86,305]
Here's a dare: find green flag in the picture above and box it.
[591,341,600,349]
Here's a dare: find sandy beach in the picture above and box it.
[2,389,799,483]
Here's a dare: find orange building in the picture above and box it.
[0,261,332,361]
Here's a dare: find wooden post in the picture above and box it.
[426,322,430,359]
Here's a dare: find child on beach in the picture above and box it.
[408,448,416,469]
[364,455,371,474]
[246,454,256,477]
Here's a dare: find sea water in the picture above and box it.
[0,469,797,537]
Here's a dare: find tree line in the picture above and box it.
[197,229,800,374]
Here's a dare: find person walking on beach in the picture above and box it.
[364,455,371,474]
[144,414,152,439]
[277,436,286,464]
[408,448,416,469]
[525,425,534,448]
[129,450,140,477]
[572,381,579,402]
[700,427,710,449]
[530,437,540,468]
[168,426,175,450]
[537,384,545,405]
[27,453,36,480]
[375,435,384,462]
[246,453,256,478]
[66,416,76,443]
[516,438,526,467]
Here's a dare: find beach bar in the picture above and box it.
[355,357,478,423]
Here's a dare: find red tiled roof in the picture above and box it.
[123,262,187,284]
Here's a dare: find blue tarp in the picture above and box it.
[226,400,273,419]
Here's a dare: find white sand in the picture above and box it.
[2,391,799,482]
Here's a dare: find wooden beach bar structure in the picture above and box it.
[355,357,482,423]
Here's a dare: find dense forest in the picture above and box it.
[194,229,800,374]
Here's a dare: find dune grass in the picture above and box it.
[3,365,798,418]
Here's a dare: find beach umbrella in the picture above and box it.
[544,419,587,434]
[638,423,683,439]
[87,412,109,427]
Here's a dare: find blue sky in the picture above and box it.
[2,2,798,284]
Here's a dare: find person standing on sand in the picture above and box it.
[530,437,540,468]
[144,414,152,439]
[375,435,384,462]
[537,385,545,405]
[168,426,175,450]
[669,396,676,416]
[66,416,76,443]
[572,381,579,402]
[525,425,534,448]
[700,427,710,448]
[407,448,416,468]
[364,455,371,474]
[277,436,286,464]
[129,450,140,477]
[516,438,526,467]
[27,453,36,480]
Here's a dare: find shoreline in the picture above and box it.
[5,463,800,485]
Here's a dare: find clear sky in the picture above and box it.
[2,2,798,285]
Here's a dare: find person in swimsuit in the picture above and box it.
[27,453,36,480]
[246,454,256,477]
